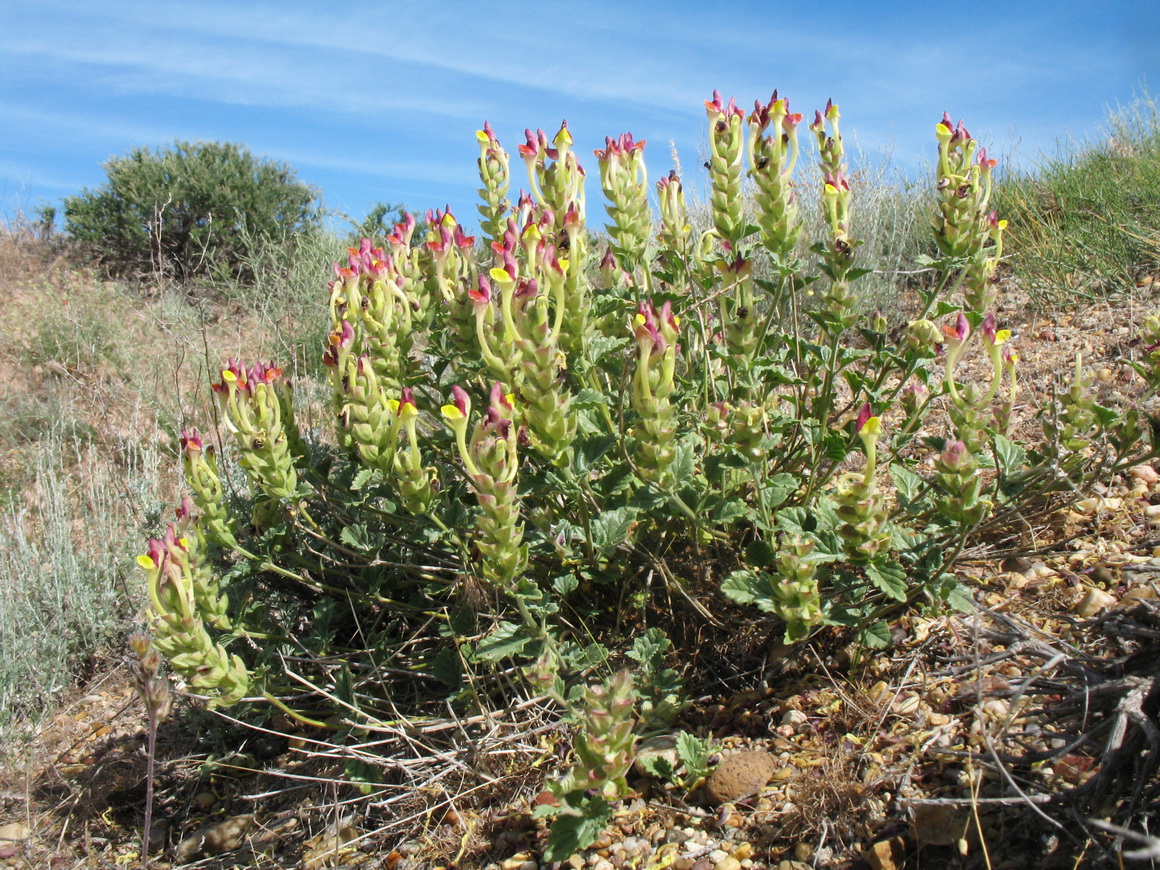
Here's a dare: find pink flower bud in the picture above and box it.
[450,385,470,418]
[856,403,873,433]
[980,312,997,343]
[941,440,970,472]
[469,274,492,306]
[180,427,204,454]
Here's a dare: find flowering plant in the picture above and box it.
[135,93,1160,858]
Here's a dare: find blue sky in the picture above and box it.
[1,0,1156,233]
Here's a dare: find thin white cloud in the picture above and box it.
[1,0,1153,226]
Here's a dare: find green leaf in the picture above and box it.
[889,463,925,503]
[991,434,1026,472]
[761,473,798,510]
[350,467,378,491]
[775,506,814,535]
[628,627,672,667]
[746,537,777,566]
[589,507,635,553]
[812,528,845,561]
[636,753,675,780]
[544,795,614,862]
[340,523,383,552]
[431,647,463,688]
[670,438,695,486]
[588,334,631,365]
[557,640,610,670]
[946,586,974,612]
[676,731,710,777]
[721,569,768,606]
[866,558,908,602]
[711,497,751,524]
[858,621,893,649]
[552,574,579,596]
[344,757,381,795]
[934,299,961,317]
[472,622,532,662]
[573,388,610,409]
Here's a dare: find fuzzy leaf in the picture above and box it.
[992,434,1026,473]
[762,472,799,509]
[858,621,893,649]
[627,627,672,667]
[544,796,614,862]
[889,464,925,505]
[676,731,710,777]
[590,507,636,553]
[721,569,769,606]
[866,558,908,602]
[636,753,675,780]
[552,574,579,596]
[431,648,463,688]
[472,622,532,662]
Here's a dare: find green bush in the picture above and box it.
[63,140,322,284]
[138,95,1160,859]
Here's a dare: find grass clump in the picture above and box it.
[995,91,1160,301]
[0,426,166,737]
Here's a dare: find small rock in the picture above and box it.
[1090,565,1117,586]
[1075,586,1117,617]
[866,837,906,870]
[1121,585,1158,603]
[1001,555,1033,573]
[866,680,890,705]
[193,790,218,810]
[704,750,779,805]
[715,857,742,870]
[912,803,970,846]
[892,694,921,715]
[0,823,30,843]
[780,709,808,730]
[1130,464,1160,485]
[634,733,681,778]
[175,813,256,861]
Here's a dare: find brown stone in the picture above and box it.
[911,802,970,846]
[703,749,778,804]
[866,836,906,870]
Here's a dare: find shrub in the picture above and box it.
[62,140,322,284]
[137,94,1160,858]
